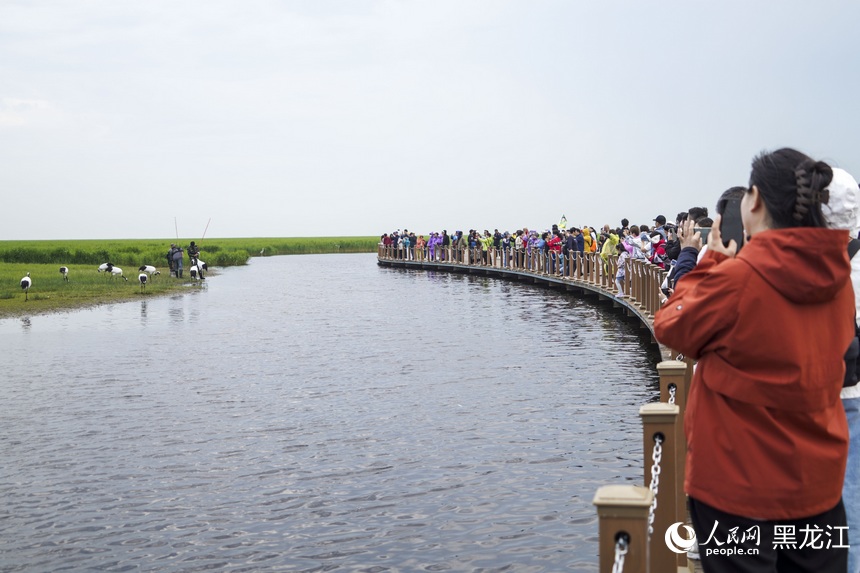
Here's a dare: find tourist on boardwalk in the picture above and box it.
[478,230,491,265]
[668,193,739,291]
[572,227,585,275]
[457,231,468,263]
[654,148,852,572]
[514,230,525,268]
[653,215,668,240]
[822,167,860,573]
[415,234,426,260]
[501,232,511,268]
[614,242,629,296]
[600,231,619,274]
[401,233,411,260]
[548,231,562,274]
[582,227,594,254]
[621,224,635,254]
[647,232,668,269]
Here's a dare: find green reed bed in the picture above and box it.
[0,236,378,317]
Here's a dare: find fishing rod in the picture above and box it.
[174,217,179,240]
[200,218,211,242]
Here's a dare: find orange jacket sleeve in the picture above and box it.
[653,249,744,359]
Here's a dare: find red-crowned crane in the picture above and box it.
[109,265,128,282]
[138,265,160,278]
[21,273,31,301]
[59,266,69,281]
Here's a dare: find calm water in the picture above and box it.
[0,253,660,572]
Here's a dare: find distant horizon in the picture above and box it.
[0,234,381,243]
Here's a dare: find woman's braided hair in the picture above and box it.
[750,148,833,229]
[793,159,831,222]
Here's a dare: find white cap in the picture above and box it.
[822,167,860,236]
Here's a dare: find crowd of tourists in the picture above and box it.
[379,213,708,296]
[381,147,860,573]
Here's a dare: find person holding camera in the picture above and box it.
[654,148,853,572]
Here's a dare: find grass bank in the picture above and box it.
[0,236,378,318]
[0,236,378,268]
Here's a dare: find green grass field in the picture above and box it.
[0,236,378,318]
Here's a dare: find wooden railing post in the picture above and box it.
[640,403,680,573]
[593,485,652,573]
[657,360,691,568]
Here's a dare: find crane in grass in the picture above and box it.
[138,265,160,278]
[21,272,32,301]
[108,264,128,281]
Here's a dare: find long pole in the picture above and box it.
[201,218,211,241]
[174,217,179,240]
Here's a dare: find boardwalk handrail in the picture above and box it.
[378,243,695,571]
[377,244,670,338]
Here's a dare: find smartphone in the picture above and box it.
[694,227,711,244]
[720,197,745,252]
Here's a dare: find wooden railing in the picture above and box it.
[378,244,695,572]
[378,245,668,324]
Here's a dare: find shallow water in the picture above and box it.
[0,253,659,572]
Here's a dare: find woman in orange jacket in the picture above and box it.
[654,148,853,572]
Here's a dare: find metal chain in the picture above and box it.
[668,384,676,405]
[647,435,663,537]
[612,535,629,573]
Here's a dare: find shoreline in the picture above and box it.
[0,238,377,319]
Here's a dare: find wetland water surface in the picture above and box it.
[0,253,659,572]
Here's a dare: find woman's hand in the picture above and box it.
[707,214,739,258]
[678,219,702,251]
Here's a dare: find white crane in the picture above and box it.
[189,259,207,280]
[109,265,128,281]
[59,266,69,281]
[21,272,31,301]
[138,265,160,278]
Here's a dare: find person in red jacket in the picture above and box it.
[654,148,853,572]
[547,231,563,275]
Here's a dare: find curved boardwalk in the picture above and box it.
[378,245,695,573]
[377,245,672,360]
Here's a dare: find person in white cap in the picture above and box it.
[822,166,860,573]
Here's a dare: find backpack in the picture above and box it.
[844,238,860,388]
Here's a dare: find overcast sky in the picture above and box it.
[2,0,859,240]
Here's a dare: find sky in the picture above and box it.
[2,0,860,240]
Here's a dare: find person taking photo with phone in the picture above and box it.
[654,148,853,572]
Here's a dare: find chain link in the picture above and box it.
[647,434,663,537]
[668,384,676,405]
[612,535,629,573]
